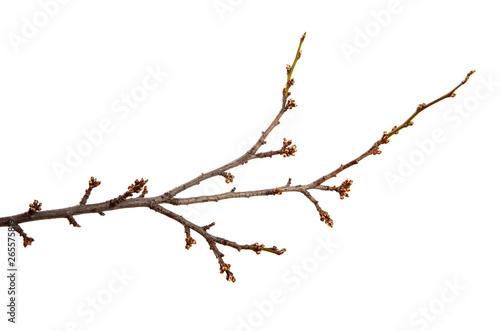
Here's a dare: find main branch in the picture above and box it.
[0,32,475,282]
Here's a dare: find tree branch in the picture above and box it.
[0,32,475,282]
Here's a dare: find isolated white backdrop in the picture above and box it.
[1,1,499,330]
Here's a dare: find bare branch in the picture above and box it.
[163,33,306,199]
[0,32,475,282]
[149,203,284,282]
[80,176,101,205]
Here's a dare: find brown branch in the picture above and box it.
[163,33,305,199]
[311,70,476,187]
[149,203,284,282]
[8,219,35,247]
[67,215,81,228]
[109,178,148,207]
[0,32,476,282]
[80,176,101,205]
[301,190,333,227]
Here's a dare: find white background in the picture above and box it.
[1,1,499,330]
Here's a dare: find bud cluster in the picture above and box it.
[185,234,196,250]
[251,242,265,255]
[336,179,353,200]
[286,99,297,110]
[223,172,234,184]
[220,262,236,283]
[128,178,148,194]
[81,176,102,205]
[275,246,286,255]
[281,138,297,157]
[319,210,333,227]
[89,176,101,188]
[110,178,149,207]
[28,200,42,214]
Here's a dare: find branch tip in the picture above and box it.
[67,215,81,227]
[462,70,476,84]
[80,176,101,205]
[320,210,333,228]
[220,262,236,283]
[184,227,196,250]
[202,222,216,231]
[9,221,35,247]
